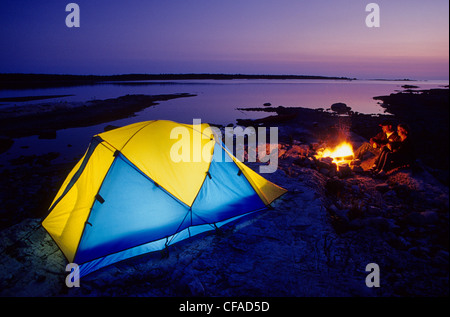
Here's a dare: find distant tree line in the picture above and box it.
[0,73,355,89]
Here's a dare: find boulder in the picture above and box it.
[404,212,424,225]
[325,178,345,196]
[319,168,330,176]
[0,137,14,154]
[316,157,334,170]
[375,183,390,193]
[420,211,439,224]
[284,145,306,158]
[331,102,351,114]
[104,124,119,132]
[349,216,392,232]
[351,165,364,173]
[338,163,352,178]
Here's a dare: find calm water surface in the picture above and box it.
[1,79,447,165]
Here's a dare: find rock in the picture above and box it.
[293,157,306,166]
[383,190,397,199]
[335,208,350,221]
[328,168,337,178]
[278,148,286,158]
[420,211,439,224]
[387,235,410,250]
[319,157,333,165]
[351,165,364,173]
[229,260,255,274]
[104,124,119,132]
[0,137,14,154]
[433,250,449,267]
[331,102,351,114]
[338,164,352,178]
[408,246,429,258]
[284,145,306,158]
[348,218,364,230]
[401,85,419,89]
[180,271,205,296]
[316,159,335,171]
[9,155,35,166]
[393,184,411,199]
[367,216,392,232]
[404,212,424,225]
[350,159,361,166]
[366,205,381,216]
[325,178,345,196]
[319,168,330,176]
[263,102,271,107]
[38,129,57,139]
[348,216,393,232]
[375,183,390,193]
[329,204,339,213]
[351,184,360,194]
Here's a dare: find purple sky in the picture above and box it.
[1,0,448,79]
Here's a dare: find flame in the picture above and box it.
[316,142,354,167]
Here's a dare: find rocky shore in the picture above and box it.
[0,93,196,140]
[0,88,448,297]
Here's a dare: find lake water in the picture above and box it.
[1,79,448,165]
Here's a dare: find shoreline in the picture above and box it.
[1,88,448,171]
[0,87,448,296]
[0,94,75,103]
[0,93,196,140]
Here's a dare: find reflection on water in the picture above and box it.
[2,79,448,115]
[0,79,448,165]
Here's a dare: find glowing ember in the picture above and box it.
[316,142,354,168]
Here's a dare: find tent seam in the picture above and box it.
[72,150,118,263]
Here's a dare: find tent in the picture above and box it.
[42,120,287,277]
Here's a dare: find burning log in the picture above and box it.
[274,139,363,178]
[315,141,354,172]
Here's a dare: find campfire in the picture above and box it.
[315,142,354,171]
[278,139,361,179]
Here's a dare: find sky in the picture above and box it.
[0,0,448,79]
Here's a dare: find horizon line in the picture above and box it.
[1,72,449,82]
